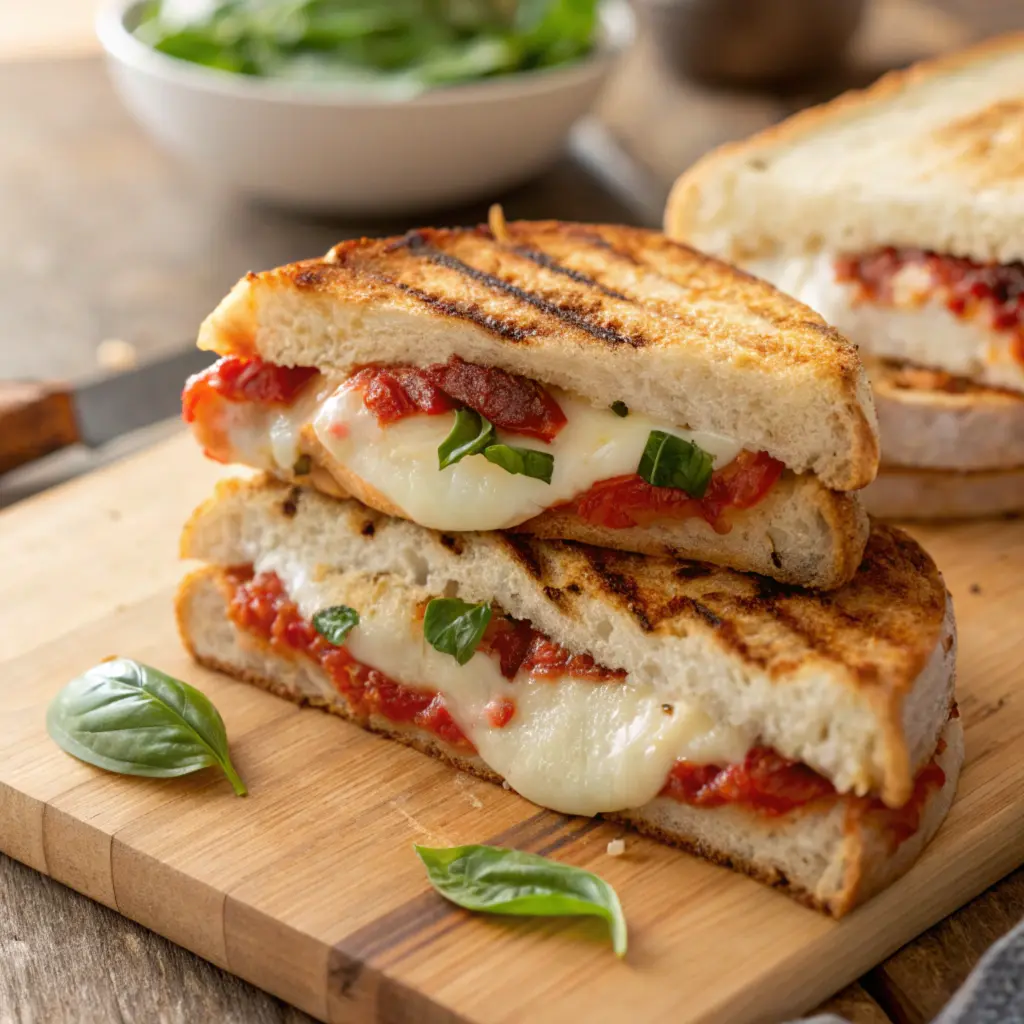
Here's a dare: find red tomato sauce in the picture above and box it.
[224,568,473,752]
[836,248,1024,364]
[478,617,626,682]
[182,357,320,463]
[183,357,319,422]
[348,358,567,441]
[567,450,784,533]
[344,366,457,423]
[662,742,947,846]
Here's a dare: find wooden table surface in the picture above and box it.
[1,2,1023,1022]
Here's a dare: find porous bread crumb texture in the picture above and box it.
[176,565,963,918]
[666,34,1024,265]
[197,220,879,492]
[180,476,955,807]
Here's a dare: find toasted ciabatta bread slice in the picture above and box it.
[283,455,868,592]
[177,564,962,918]
[198,220,878,492]
[865,465,1024,520]
[181,476,955,807]
[871,361,1024,472]
[665,35,1024,266]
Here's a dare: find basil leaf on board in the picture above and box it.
[610,401,629,418]
[637,430,714,498]
[423,598,492,666]
[312,605,360,646]
[415,844,627,957]
[482,444,554,484]
[46,658,247,796]
[438,408,497,470]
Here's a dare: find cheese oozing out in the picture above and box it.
[222,380,746,532]
[746,253,1024,395]
[256,549,756,817]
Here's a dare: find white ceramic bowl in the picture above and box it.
[97,0,633,214]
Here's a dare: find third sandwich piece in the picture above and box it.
[182,215,878,589]
[665,34,1024,519]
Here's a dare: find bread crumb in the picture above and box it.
[96,338,137,372]
[606,838,626,857]
[502,780,512,790]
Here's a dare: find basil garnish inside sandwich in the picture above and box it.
[438,408,497,469]
[312,605,360,646]
[423,598,492,665]
[415,844,627,957]
[438,408,554,483]
[46,658,247,796]
[481,444,554,484]
[637,430,714,498]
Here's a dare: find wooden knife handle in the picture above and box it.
[0,381,79,475]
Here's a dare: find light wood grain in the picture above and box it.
[0,432,1022,1024]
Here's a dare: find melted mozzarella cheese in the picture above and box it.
[747,254,1024,394]
[259,550,755,816]
[310,386,743,531]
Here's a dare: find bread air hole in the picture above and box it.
[402,550,430,585]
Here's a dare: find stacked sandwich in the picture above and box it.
[666,34,1024,519]
[177,214,961,917]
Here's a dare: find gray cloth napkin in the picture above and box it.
[790,915,1024,1024]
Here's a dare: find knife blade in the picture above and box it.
[0,347,216,475]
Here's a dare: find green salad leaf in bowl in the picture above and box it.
[134,0,602,91]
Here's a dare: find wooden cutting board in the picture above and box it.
[1,433,1023,1024]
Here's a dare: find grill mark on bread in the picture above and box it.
[499,534,545,579]
[373,272,535,343]
[393,231,646,349]
[510,245,633,302]
[581,548,653,631]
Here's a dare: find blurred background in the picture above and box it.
[1,0,1023,498]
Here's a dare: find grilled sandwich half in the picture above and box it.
[665,34,1024,518]
[183,218,879,589]
[178,476,961,917]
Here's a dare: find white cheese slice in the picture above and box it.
[309,385,743,531]
[746,253,1024,394]
[257,551,755,816]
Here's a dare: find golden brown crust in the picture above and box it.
[666,33,1024,245]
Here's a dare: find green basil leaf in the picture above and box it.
[610,401,629,418]
[482,444,554,484]
[415,844,626,957]
[423,598,492,666]
[312,605,360,646]
[438,408,496,470]
[46,658,247,796]
[637,430,714,498]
